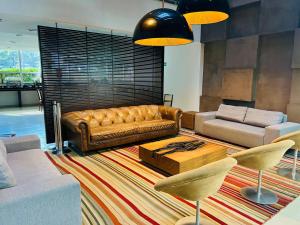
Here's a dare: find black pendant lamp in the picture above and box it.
[177,0,230,25]
[133,1,193,46]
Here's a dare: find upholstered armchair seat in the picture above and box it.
[231,140,295,205]
[62,105,182,153]
[154,157,237,225]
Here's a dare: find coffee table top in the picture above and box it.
[139,135,227,163]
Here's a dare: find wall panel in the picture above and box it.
[201,0,299,116]
[255,75,292,112]
[292,29,300,68]
[201,22,227,43]
[258,32,294,73]
[225,35,259,68]
[38,26,164,143]
[202,41,226,97]
[222,69,255,101]
[289,69,300,104]
[255,32,294,112]
[229,0,260,8]
[200,96,222,112]
[259,0,300,35]
[228,2,260,38]
[288,69,300,122]
[287,104,300,123]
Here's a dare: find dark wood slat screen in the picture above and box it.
[38,26,164,143]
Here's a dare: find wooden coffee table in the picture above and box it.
[139,136,227,175]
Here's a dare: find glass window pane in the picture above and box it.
[0,50,20,70]
[0,50,21,86]
[20,51,40,70]
[20,50,41,84]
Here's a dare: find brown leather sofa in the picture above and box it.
[62,105,182,153]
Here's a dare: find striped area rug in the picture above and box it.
[46,134,300,225]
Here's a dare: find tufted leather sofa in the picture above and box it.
[62,105,182,153]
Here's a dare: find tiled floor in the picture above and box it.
[0,106,48,149]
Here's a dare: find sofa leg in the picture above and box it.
[67,142,85,156]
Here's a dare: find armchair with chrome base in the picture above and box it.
[154,157,237,225]
[272,131,300,181]
[231,140,295,205]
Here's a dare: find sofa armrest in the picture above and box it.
[159,106,183,121]
[195,111,217,134]
[0,174,82,225]
[0,135,41,153]
[62,114,90,134]
[158,106,182,129]
[264,122,300,144]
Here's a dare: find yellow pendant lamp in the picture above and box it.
[177,0,230,25]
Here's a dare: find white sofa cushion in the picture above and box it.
[203,119,265,147]
[216,104,247,123]
[244,108,284,128]
[7,149,61,186]
[0,140,7,159]
[0,146,16,189]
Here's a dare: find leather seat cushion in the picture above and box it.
[135,120,176,133]
[90,120,176,142]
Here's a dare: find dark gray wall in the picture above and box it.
[200,0,300,119]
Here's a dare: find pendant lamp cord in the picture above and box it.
[162,0,164,8]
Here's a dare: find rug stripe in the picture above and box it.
[46,132,300,225]
[65,154,160,225]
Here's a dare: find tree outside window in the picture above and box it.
[0,50,41,86]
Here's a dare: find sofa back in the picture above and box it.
[216,104,286,127]
[243,108,285,127]
[64,105,162,128]
[216,104,247,123]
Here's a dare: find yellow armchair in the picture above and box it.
[231,140,294,205]
[154,157,237,225]
[272,130,300,181]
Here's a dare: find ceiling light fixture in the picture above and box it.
[28,28,37,32]
[133,0,193,46]
[177,0,230,25]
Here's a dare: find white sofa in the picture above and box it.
[195,104,300,148]
[0,135,82,225]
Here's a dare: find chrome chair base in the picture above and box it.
[241,187,278,205]
[277,168,300,181]
[175,216,214,225]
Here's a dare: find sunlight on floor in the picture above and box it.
[0,106,48,149]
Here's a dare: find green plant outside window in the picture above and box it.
[0,50,41,85]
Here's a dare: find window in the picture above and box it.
[0,50,41,87]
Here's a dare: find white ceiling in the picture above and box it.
[0,14,52,50]
[0,0,175,51]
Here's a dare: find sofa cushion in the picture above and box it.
[0,148,16,189]
[7,149,61,186]
[91,123,140,142]
[203,119,265,147]
[244,108,284,128]
[90,120,176,142]
[216,104,247,123]
[135,120,176,133]
[0,140,7,159]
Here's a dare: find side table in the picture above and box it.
[181,111,198,130]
